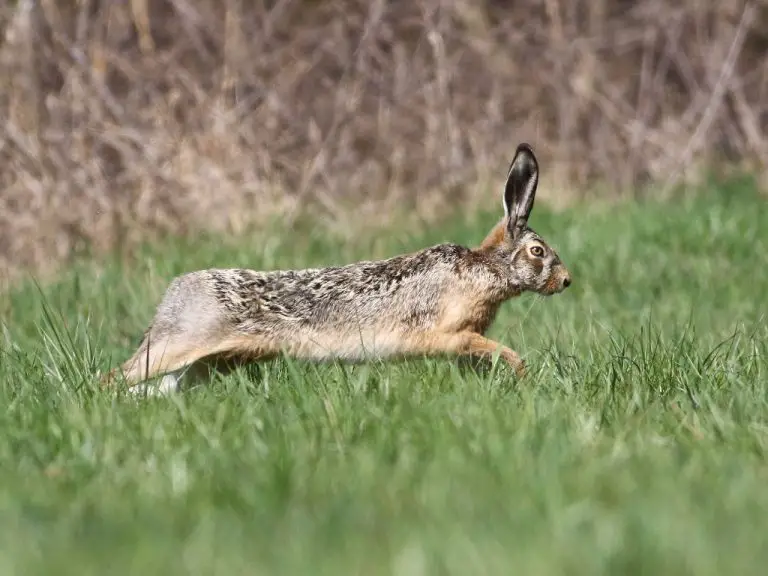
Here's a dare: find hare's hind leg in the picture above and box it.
[411,331,526,377]
[106,333,217,390]
[103,332,278,391]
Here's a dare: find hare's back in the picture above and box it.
[203,244,473,330]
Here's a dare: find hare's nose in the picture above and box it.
[562,276,571,288]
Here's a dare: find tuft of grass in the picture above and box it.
[0,178,767,575]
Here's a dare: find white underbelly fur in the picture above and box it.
[290,328,406,361]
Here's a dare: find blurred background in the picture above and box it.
[1,0,766,281]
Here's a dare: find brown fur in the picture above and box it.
[479,220,507,250]
[101,143,571,394]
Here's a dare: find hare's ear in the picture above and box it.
[503,143,539,239]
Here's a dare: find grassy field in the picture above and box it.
[0,178,767,575]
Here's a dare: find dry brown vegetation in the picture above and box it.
[1,0,767,281]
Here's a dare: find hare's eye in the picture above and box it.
[529,245,545,258]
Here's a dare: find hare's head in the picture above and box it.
[484,144,571,296]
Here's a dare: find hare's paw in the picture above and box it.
[498,348,526,378]
[512,357,526,379]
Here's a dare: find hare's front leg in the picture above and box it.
[411,331,526,377]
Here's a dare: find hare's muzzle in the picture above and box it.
[543,264,572,295]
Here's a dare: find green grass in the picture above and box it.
[1,178,767,575]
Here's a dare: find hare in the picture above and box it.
[102,143,571,394]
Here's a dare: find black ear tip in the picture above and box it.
[516,142,535,155]
[509,142,538,174]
